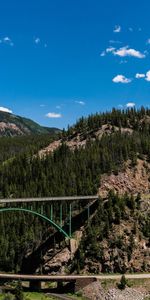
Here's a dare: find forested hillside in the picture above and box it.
[0,134,56,164]
[72,192,150,274]
[65,106,150,135]
[0,107,150,274]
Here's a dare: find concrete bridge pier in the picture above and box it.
[57,281,64,292]
[29,280,42,291]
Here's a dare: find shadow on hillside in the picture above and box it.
[21,199,99,274]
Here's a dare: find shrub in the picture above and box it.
[3,293,14,300]
[14,281,24,300]
[118,275,127,290]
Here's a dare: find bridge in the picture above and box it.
[0,195,99,290]
[0,195,99,238]
[0,273,150,292]
[1,196,150,293]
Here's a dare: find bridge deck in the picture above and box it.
[0,273,150,282]
[0,195,99,204]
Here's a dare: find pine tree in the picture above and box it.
[14,281,24,300]
[118,275,127,290]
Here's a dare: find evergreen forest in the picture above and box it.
[0,107,150,273]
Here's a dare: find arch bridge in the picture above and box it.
[0,195,99,238]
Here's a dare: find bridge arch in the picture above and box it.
[0,207,70,239]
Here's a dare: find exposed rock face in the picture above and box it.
[99,159,150,197]
[70,238,79,259]
[43,234,83,275]
[82,281,106,300]
[105,287,148,300]
[44,247,71,274]
[38,124,133,157]
[0,121,30,136]
[38,140,62,157]
[82,209,150,274]
[82,281,150,300]
[0,122,29,135]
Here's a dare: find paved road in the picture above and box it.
[47,294,74,300]
[0,195,99,204]
[0,273,150,281]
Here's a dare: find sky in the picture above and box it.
[0,0,150,128]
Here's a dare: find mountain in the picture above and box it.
[0,111,60,136]
[0,107,150,277]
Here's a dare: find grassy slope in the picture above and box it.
[0,292,56,300]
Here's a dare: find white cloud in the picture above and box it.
[113,25,121,33]
[113,46,145,58]
[100,51,106,57]
[112,75,132,84]
[135,73,145,79]
[106,47,116,53]
[109,40,122,44]
[75,101,85,105]
[34,37,40,44]
[3,36,14,46]
[101,45,145,59]
[0,106,12,113]
[126,102,135,108]
[146,38,150,44]
[119,60,128,64]
[129,27,133,32]
[46,112,62,118]
[134,70,150,81]
[145,70,150,81]
[33,37,48,48]
[4,37,11,42]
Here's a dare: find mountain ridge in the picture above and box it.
[0,111,60,136]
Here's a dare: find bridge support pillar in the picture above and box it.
[57,281,64,292]
[29,280,42,291]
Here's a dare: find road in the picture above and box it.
[0,273,150,281]
[47,294,74,300]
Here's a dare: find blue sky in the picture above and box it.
[0,0,150,128]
